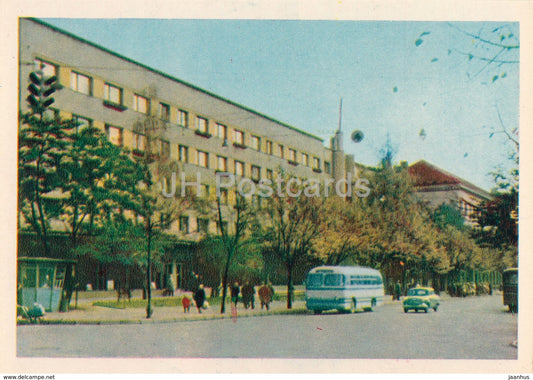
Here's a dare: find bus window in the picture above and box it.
[324,274,344,287]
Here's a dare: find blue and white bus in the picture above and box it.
[305,266,385,314]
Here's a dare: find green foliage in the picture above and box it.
[432,203,465,230]
[18,108,77,255]
[252,172,325,308]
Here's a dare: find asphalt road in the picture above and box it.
[17,294,517,359]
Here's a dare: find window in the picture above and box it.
[197,218,209,234]
[278,144,284,158]
[72,115,92,133]
[219,189,229,205]
[159,140,170,158]
[34,58,56,77]
[217,123,227,140]
[324,274,344,287]
[302,153,309,166]
[313,157,321,169]
[178,145,189,163]
[234,129,245,145]
[104,83,122,104]
[197,150,209,168]
[251,165,261,181]
[132,132,146,151]
[289,148,297,162]
[70,72,91,95]
[324,161,331,174]
[179,216,189,234]
[234,161,244,176]
[251,135,261,151]
[266,169,274,181]
[133,94,149,114]
[196,116,209,133]
[217,156,228,172]
[200,184,210,198]
[178,110,188,127]
[159,103,170,121]
[105,125,123,146]
[266,140,273,155]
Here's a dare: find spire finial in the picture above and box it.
[338,98,343,132]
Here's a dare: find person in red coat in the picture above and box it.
[182,295,191,312]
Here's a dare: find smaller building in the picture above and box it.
[408,160,493,226]
[17,257,76,312]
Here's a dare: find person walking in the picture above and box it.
[394,281,402,301]
[231,282,240,309]
[241,281,255,309]
[194,284,206,313]
[258,283,273,310]
[182,295,191,312]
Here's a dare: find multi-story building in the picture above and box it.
[18,18,349,290]
[19,19,494,292]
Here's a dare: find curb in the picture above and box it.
[18,307,309,326]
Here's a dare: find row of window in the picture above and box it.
[34,57,329,171]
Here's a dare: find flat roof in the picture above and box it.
[25,18,324,143]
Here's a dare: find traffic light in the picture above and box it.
[26,70,59,112]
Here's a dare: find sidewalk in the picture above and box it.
[20,289,436,325]
[22,292,308,325]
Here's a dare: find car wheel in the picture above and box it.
[403,308,408,313]
[415,309,418,313]
[314,310,322,315]
[424,307,428,313]
[433,306,438,312]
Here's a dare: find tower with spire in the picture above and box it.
[331,99,346,185]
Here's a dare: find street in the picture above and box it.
[17,294,517,359]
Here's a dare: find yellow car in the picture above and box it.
[403,286,440,313]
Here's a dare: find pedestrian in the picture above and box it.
[258,282,273,310]
[231,282,240,309]
[241,281,255,309]
[194,284,206,313]
[182,295,191,313]
[394,281,402,301]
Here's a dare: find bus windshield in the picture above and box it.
[307,273,324,288]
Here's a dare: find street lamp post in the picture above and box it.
[146,219,153,319]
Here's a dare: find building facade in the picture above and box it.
[408,160,493,226]
[19,18,350,290]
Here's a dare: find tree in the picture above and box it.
[312,196,372,266]
[129,91,198,318]
[59,125,142,245]
[363,163,449,286]
[253,173,324,309]
[74,217,146,294]
[18,78,77,256]
[415,23,519,83]
[217,193,253,314]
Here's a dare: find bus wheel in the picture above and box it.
[369,299,376,312]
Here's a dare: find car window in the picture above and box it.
[408,289,428,296]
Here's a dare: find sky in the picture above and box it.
[43,18,520,191]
